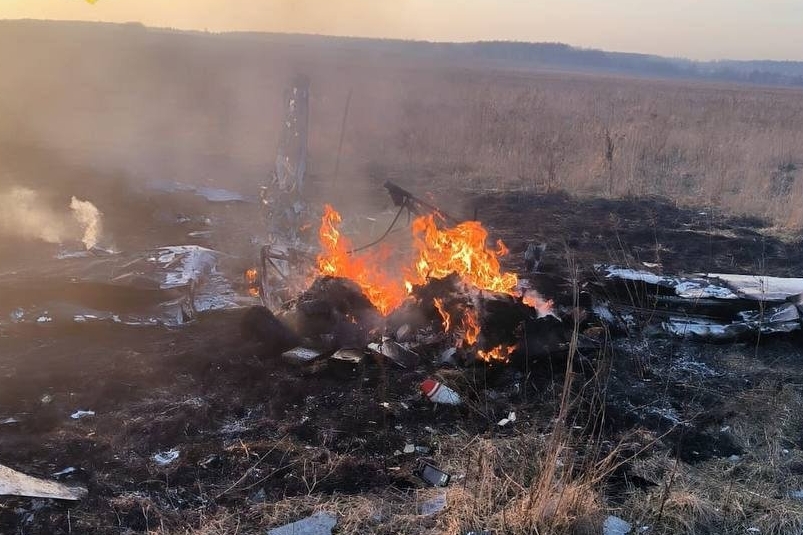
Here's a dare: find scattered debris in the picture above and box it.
[0,463,86,501]
[267,511,337,535]
[0,245,239,328]
[281,347,326,365]
[705,273,803,301]
[330,348,363,364]
[368,339,419,369]
[403,444,416,454]
[438,346,458,366]
[51,467,78,478]
[596,265,803,341]
[146,180,249,203]
[420,379,461,405]
[603,515,632,535]
[418,492,447,516]
[187,230,213,239]
[414,460,451,487]
[152,449,180,466]
[497,411,517,426]
[70,410,95,420]
[524,242,547,273]
[395,324,413,342]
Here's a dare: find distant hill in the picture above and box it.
[2,19,803,88]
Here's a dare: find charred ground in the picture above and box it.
[2,192,803,534]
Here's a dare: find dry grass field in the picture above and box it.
[1,21,802,229]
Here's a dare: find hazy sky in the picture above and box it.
[2,0,802,61]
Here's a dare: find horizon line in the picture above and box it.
[2,17,803,64]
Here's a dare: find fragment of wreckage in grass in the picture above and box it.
[594,265,803,341]
[0,463,86,501]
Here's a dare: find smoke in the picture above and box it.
[70,196,102,249]
[0,187,66,244]
[0,187,103,249]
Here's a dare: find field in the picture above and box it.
[1,20,803,535]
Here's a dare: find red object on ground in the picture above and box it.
[420,379,461,405]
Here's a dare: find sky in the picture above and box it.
[1,0,802,61]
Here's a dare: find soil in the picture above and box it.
[2,191,803,534]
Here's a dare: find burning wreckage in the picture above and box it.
[246,181,803,382]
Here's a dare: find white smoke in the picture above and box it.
[0,187,67,244]
[0,187,103,249]
[70,196,102,249]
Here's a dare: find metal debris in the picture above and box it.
[52,467,78,478]
[152,449,180,466]
[603,515,632,535]
[330,348,364,364]
[420,379,461,405]
[414,460,451,487]
[367,339,419,369]
[497,411,517,426]
[281,347,325,365]
[267,511,336,535]
[418,492,447,516]
[0,463,87,501]
[596,265,803,341]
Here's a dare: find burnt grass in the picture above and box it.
[2,192,803,533]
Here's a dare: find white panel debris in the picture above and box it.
[603,515,632,535]
[152,449,180,466]
[598,265,803,341]
[281,347,325,365]
[418,493,447,516]
[0,463,86,501]
[704,273,803,301]
[601,266,668,285]
[268,511,337,535]
[0,245,245,327]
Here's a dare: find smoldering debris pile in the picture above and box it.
[244,273,571,378]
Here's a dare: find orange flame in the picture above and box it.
[315,206,550,361]
[477,345,514,363]
[245,267,260,298]
[433,298,451,332]
[316,204,407,315]
[408,214,519,295]
[522,289,554,316]
[461,308,480,347]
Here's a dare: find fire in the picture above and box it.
[245,267,260,298]
[477,345,514,363]
[315,205,548,364]
[316,204,407,315]
[461,308,480,347]
[433,298,451,332]
[408,214,518,295]
[522,289,554,317]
